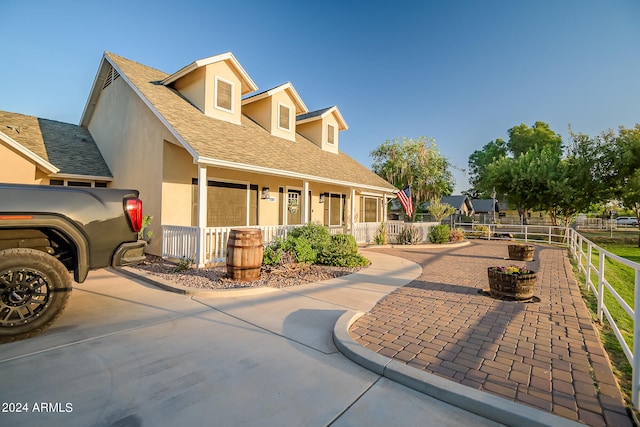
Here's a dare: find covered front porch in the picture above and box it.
[162,221,436,266]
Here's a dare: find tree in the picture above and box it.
[612,124,640,246]
[467,139,507,198]
[426,198,456,222]
[371,136,454,216]
[472,121,617,227]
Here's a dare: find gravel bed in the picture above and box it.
[133,255,363,290]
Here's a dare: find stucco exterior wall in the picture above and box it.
[86,75,174,255]
[162,141,196,226]
[204,62,243,125]
[0,143,46,184]
[242,97,271,132]
[270,91,296,142]
[296,120,322,149]
[172,67,206,113]
[322,114,340,154]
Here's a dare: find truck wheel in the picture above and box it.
[0,248,72,343]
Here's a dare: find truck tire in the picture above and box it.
[0,248,72,343]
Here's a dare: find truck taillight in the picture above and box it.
[125,198,143,233]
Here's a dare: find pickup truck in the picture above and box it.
[0,183,146,343]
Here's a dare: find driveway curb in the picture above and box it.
[333,311,584,427]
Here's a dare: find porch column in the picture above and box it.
[383,194,388,222]
[350,188,356,232]
[197,164,208,267]
[302,180,309,224]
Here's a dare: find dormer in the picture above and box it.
[296,106,348,154]
[242,82,307,142]
[161,52,258,125]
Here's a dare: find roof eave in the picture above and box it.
[196,156,396,194]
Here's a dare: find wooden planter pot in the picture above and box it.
[508,244,534,261]
[487,268,537,301]
[226,228,263,281]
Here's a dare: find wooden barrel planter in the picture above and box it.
[508,244,534,261]
[226,228,263,281]
[487,267,537,301]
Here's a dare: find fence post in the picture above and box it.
[597,251,604,322]
[634,267,640,408]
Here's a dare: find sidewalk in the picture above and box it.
[348,241,632,427]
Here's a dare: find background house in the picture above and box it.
[80,51,397,264]
[0,111,111,187]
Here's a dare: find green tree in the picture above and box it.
[613,125,640,246]
[426,198,456,222]
[467,139,507,198]
[475,121,616,227]
[371,136,454,216]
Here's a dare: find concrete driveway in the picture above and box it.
[0,252,503,427]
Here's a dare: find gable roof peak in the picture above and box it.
[242,81,308,114]
[160,51,258,94]
[296,105,347,130]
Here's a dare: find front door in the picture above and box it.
[287,190,302,225]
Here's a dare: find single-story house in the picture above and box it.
[79,51,398,265]
[0,110,112,186]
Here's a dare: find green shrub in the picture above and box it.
[173,256,194,272]
[318,234,369,267]
[374,222,387,245]
[429,224,450,244]
[289,223,331,252]
[396,225,420,245]
[263,238,285,266]
[449,228,465,243]
[466,224,490,239]
[324,253,370,268]
[285,236,317,264]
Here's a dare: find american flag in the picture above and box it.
[397,186,413,218]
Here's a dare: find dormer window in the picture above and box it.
[278,104,291,131]
[215,77,233,112]
[327,124,335,144]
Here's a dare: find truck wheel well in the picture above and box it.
[0,228,77,272]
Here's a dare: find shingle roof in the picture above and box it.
[103,52,395,192]
[0,110,112,178]
[471,199,499,213]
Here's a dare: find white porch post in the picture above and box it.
[197,164,208,267]
[383,194,388,222]
[302,180,309,224]
[350,188,356,233]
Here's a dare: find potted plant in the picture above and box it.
[507,243,535,261]
[487,265,536,300]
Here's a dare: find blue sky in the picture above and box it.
[2,0,639,193]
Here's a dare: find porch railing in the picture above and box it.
[162,220,438,266]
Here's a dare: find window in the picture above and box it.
[49,179,106,188]
[327,124,335,144]
[278,104,291,131]
[324,193,345,226]
[215,77,233,112]
[191,179,257,227]
[360,196,379,222]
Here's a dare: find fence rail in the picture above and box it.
[567,228,640,408]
